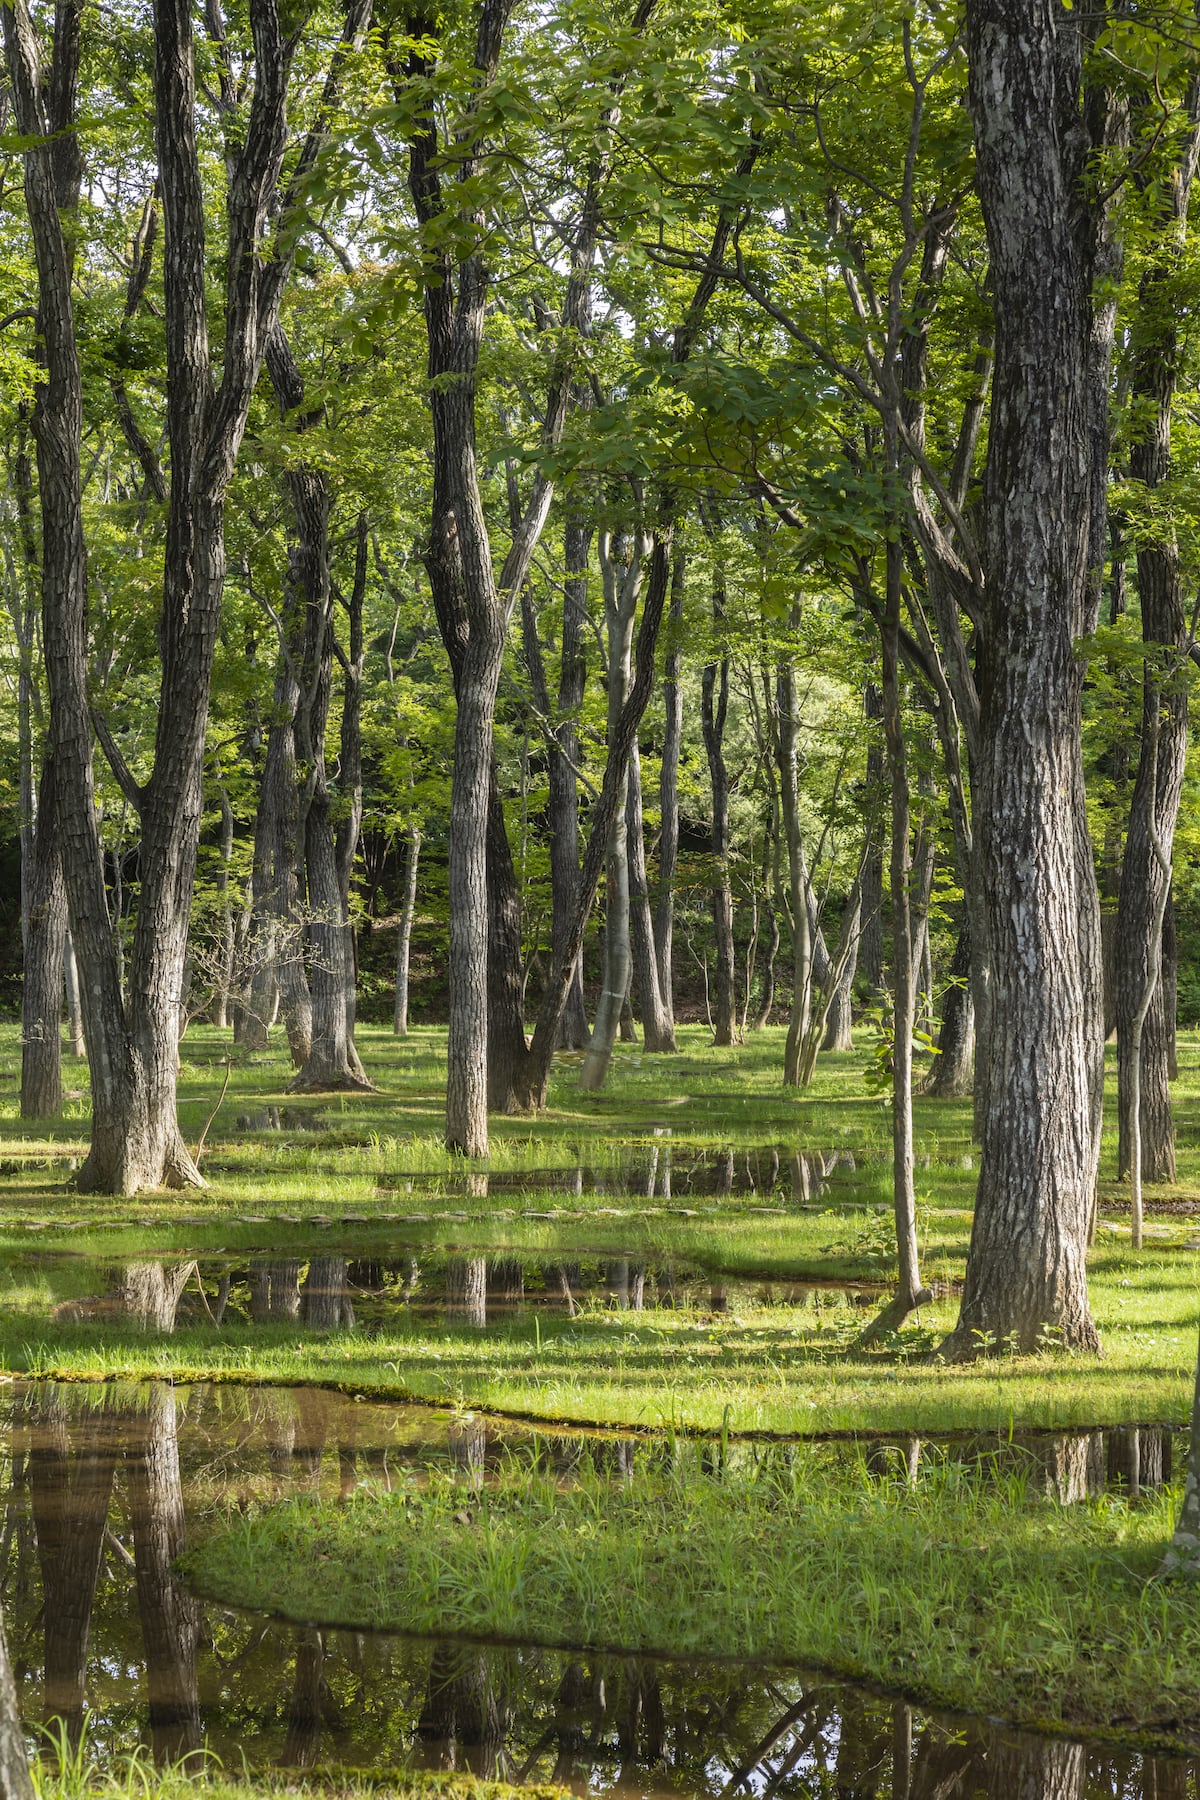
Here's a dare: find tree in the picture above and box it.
[4,0,369,1192]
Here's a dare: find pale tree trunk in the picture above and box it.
[269,333,368,1095]
[777,661,812,1086]
[394,827,421,1035]
[549,519,591,1049]
[333,516,367,1065]
[861,533,930,1342]
[858,683,886,996]
[821,885,860,1052]
[244,650,311,1064]
[700,512,735,1044]
[627,742,675,1050]
[446,1256,487,1329]
[212,784,235,1028]
[524,162,757,1103]
[21,758,66,1118]
[581,530,643,1092]
[1115,109,1198,1185]
[943,0,1103,1355]
[652,545,686,1033]
[63,929,85,1058]
[4,0,353,1193]
[701,588,736,1047]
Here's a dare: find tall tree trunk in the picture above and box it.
[858,682,886,996]
[4,0,341,1192]
[581,530,643,1091]
[701,625,735,1046]
[925,919,974,1097]
[212,783,236,1028]
[394,827,421,1035]
[0,1600,31,1800]
[549,518,591,1048]
[21,760,66,1118]
[245,654,311,1064]
[627,743,675,1051]
[653,545,686,1033]
[63,929,85,1058]
[778,662,811,1086]
[1114,107,1198,1185]
[821,885,860,1052]
[943,0,1103,1355]
[269,334,368,1095]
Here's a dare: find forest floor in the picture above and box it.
[1,1022,1199,1760]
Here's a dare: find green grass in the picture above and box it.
[181,1444,1200,1754]
[31,1749,563,1800]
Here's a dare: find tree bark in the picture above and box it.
[942,1,1103,1355]
[701,576,736,1047]
[778,662,812,1086]
[21,758,66,1118]
[627,741,675,1051]
[925,919,975,1097]
[581,530,643,1091]
[1114,107,1198,1185]
[394,827,421,1034]
[653,545,686,1033]
[858,682,886,996]
[4,0,342,1192]
[549,518,591,1049]
[63,929,85,1058]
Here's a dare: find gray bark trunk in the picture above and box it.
[394,827,421,1035]
[63,928,85,1058]
[549,519,591,1049]
[943,1,1104,1354]
[627,742,675,1051]
[925,920,975,1098]
[701,634,736,1047]
[1114,111,1198,1184]
[652,546,686,1032]
[21,758,66,1117]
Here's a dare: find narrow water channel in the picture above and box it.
[0,1377,1192,1798]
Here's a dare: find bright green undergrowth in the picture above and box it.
[182,1448,1200,1752]
[2,1249,1196,1437]
[33,1753,560,1800]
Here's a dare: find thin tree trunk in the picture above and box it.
[778,662,811,1086]
[821,885,859,1052]
[213,784,236,1028]
[858,682,886,996]
[21,759,66,1118]
[653,545,686,1032]
[627,743,675,1051]
[63,928,85,1057]
[550,518,591,1049]
[700,516,735,1046]
[394,827,421,1035]
[581,530,642,1092]
[1114,105,1197,1185]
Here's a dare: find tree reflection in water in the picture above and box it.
[0,1383,1192,1796]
